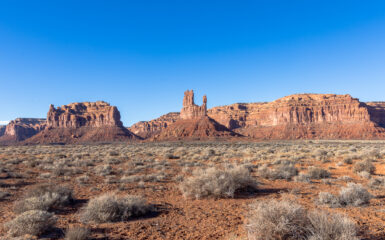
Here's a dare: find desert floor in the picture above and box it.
[1,141,385,239]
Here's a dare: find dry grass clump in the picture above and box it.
[14,184,74,213]
[79,193,153,223]
[318,183,372,207]
[5,210,57,237]
[353,160,375,175]
[246,199,358,240]
[65,226,90,240]
[179,165,257,199]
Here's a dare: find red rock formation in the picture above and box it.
[128,112,180,138]
[47,101,123,128]
[136,93,385,140]
[208,94,385,139]
[0,118,46,144]
[153,116,240,141]
[180,90,207,119]
[26,101,138,144]
[366,102,385,128]
[153,90,239,140]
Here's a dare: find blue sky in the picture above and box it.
[1,1,385,126]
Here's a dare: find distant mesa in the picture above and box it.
[135,92,385,140]
[0,118,46,144]
[25,101,139,144]
[3,91,385,145]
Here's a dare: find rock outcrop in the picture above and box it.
[128,112,180,139]
[153,91,239,140]
[0,118,46,144]
[208,94,385,139]
[47,101,123,128]
[180,90,207,119]
[135,93,385,140]
[26,101,138,144]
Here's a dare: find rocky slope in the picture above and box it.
[0,118,46,144]
[152,90,239,140]
[26,101,138,144]
[129,112,180,139]
[134,93,385,140]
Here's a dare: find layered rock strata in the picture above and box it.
[135,93,385,140]
[26,101,138,144]
[0,118,46,143]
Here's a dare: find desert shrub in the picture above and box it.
[246,199,359,240]
[258,164,298,180]
[343,157,353,164]
[368,177,385,189]
[5,210,56,237]
[14,184,74,213]
[246,199,308,240]
[318,183,372,207]
[317,192,341,208]
[65,226,90,240]
[179,165,257,199]
[353,160,375,174]
[307,167,331,179]
[339,183,372,206]
[306,210,358,240]
[294,172,311,183]
[79,193,153,223]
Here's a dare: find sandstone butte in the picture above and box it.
[24,101,138,144]
[150,90,240,141]
[2,92,385,144]
[130,92,385,140]
[0,118,46,144]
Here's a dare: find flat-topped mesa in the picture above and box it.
[180,90,207,119]
[47,101,123,128]
[267,93,370,126]
[208,93,372,129]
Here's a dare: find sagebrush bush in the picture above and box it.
[14,184,74,213]
[307,210,359,240]
[353,160,375,174]
[246,199,308,240]
[5,210,56,237]
[179,165,257,199]
[79,193,153,223]
[318,183,372,207]
[246,199,359,240]
[258,164,298,180]
[307,166,331,179]
[65,226,90,240]
[339,183,372,206]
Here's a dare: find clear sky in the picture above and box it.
[1,1,385,126]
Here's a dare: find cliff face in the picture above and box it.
[208,94,372,129]
[128,112,180,139]
[26,101,138,144]
[0,125,5,137]
[135,93,385,140]
[0,118,46,143]
[47,101,123,128]
[366,102,385,128]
